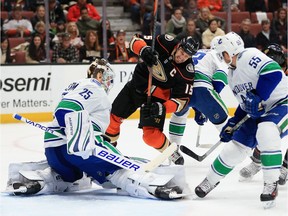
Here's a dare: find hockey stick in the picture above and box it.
[147,0,158,104]
[180,115,250,162]
[13,113,177,172]
[195,125,213,148]
[195,125,201,147]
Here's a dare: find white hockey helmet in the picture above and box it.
[210,36,221,50]
[215,32,244,59]
[87,58,115,93]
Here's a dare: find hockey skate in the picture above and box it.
[194,177,219,198]
[260,181,278,209]
[169,148,184,165]
[239,161,261,181]
[6,181,43,196]
[278,166,288,185]
[154,186,183,200]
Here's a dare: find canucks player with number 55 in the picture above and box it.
[194,32,288,209]
[5,59,188,200]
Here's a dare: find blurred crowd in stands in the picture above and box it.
[0,0,287,64]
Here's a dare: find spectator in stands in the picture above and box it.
[49,0,66,35]
[67,0,101,22]
[165,8,186,37]
[79,30,101,63]
[195,7,225,34]
[130,0,141,25]
[164,0,174,21]
[66,21,84,49]
[25,34,46,63]
[76,6,100,39]
[245,0,267,12]
[222,0,239,12]
[30,5,45,29]
[197,0,223,12]
[51,21,67,46]
[267,0,283,12]
[182,0,199,20]
[1,36,13,64]
[271,8,287,46]
[107,29,138,63]
[33,21,55,48]
[238,18,256,48]
[202,18,225,49]
[97,19,115,48]
[176,19,202,48]
[2,0,41,12]
[142,13,161,36]
[52,32,79,63]
[3,5,33,37]
[255,19,280,50]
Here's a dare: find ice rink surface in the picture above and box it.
[0,119,287,216]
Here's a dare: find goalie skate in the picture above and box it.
[154,186,183,200]
[260,181,278,209]
[239,161,261,182]
[4,182,42,196]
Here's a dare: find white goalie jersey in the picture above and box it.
[44,78,111,148]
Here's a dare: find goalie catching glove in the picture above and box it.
[140,46,158,67]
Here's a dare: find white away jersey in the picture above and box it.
[228,48,288,112]
[192,49,228,89]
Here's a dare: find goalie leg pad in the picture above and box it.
[107,169,176,199]
[6,160,49,187]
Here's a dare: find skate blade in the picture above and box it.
[169,192,193,199]
[2,186,27,194]
[262,200,276,209]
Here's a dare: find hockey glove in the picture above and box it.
[141,102,165,119]
[140,46,158,67]
[194,108,207,126]
[244,91,264,119]
[220,117,238,142]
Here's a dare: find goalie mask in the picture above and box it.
[87,58,115,93]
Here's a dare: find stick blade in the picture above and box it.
[180,145,202,161]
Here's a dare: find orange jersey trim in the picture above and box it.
[163,100,178,113]
[130,37,147,55]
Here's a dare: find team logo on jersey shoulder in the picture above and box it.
[186,63,194,73]
[152,62,167,82]
[165,34,174,41]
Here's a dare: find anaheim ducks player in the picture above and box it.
[105,34,199,165]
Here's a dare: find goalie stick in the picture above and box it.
[13,113,177,172]
[180,115,250,162]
